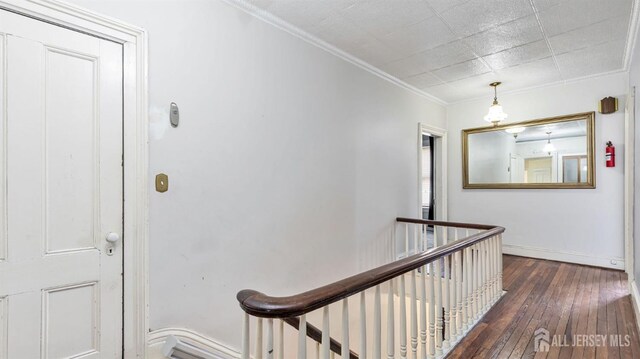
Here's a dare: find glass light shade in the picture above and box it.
[543,142,556,153]
[505,126,525,134]
[484,103,508,124]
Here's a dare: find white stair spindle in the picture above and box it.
[472,244,480,323]
[387,280,395,359]
[267,319,274,359]
[428,260,435,359]
[450,251,458,343]
[321,306,330,359]
[374,285,382,359]
[399,274,407,359]
[420,264,427,358]
[278,320,284,359]
[463,246,470,332]
[442,254,450,350]
[342,299,350,359]
[498,234,503,293]
[360,292,367,359]
[405,223,409,258]
[316,342,320,359]
[298,315,307,359]
[435,257,442,354]
[256,318,264,359]
[242,313,250,359]
[410,271,418,358]
[456,250,463,336]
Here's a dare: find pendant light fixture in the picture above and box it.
[543,131,556,154]
[484,82,508,126]
[505,126,525,139]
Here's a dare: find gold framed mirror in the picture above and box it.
[462,112,595,189]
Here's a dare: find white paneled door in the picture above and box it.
[0,9,123,359]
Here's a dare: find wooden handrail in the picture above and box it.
[237,223,505,319]
[395,217,498,230]
[283,317,358,359]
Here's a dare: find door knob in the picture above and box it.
[106,232,121,243]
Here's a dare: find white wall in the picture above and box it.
[629,24,640,292]
[65,0,447,351]
[448,72,627,269]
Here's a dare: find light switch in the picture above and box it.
[156,173,169,193]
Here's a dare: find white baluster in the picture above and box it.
[428,260,435,359]
[399,274,407,359]
[443,254,450,350]
[420,265,427,358]
[410,270,418,358]
[472,244,480,323]
[414,224,419,254]
[484,240,489,311]
[450,250,458,344]
[387,280,395,359]
[316,342,320,359]
[360,292,367,359]
[463,246,469,332]
[342,298,350,359]
[256,318,264,359]
[374,285,382,359]
[267,319,274,359]
[242,313,250,359]
[479,241,485,315]
[456,250,463,336]
[298,315,307,359]
[434,227,442,357]
[495,236,500,298]
[498,234,503,293]
[321,306,330,359]
[405,223,409,258]
[278,320,284,359]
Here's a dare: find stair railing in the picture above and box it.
[237,218,505,359]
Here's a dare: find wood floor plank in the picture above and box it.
[446,256,640,359]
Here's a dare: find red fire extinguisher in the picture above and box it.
[606,141,615,167]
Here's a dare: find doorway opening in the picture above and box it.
[418,123,447,222]
[421,134,435,220]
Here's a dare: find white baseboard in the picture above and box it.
[502,244,625,270]
[147,328,240,359]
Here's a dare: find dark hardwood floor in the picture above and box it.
[447,255,640,358]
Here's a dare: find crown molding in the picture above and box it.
[624,0,640,71]
[221,0,448,106]
[447,69,629,106]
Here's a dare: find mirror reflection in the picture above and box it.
[463,112,595,189]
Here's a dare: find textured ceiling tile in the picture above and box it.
[380,18,457,58]
[426,0,473,13]
[379,55,432,79]
[253,0,358,30]
[340,0,435,37]
[432,58,492,82]
[548,15,630,55]
[348,38,403,66]
[555,39,626,79]
[531,0,562,11]
[381,40,477,78]
[537,0,633,36]
[482,40,551,70]
[314,15,371,50]
[416,41,479,70]
[495,57,561,89]
[464,15,544,57]
[427,72,501,103]
[440,0,535,37]
[404,72,444,89]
